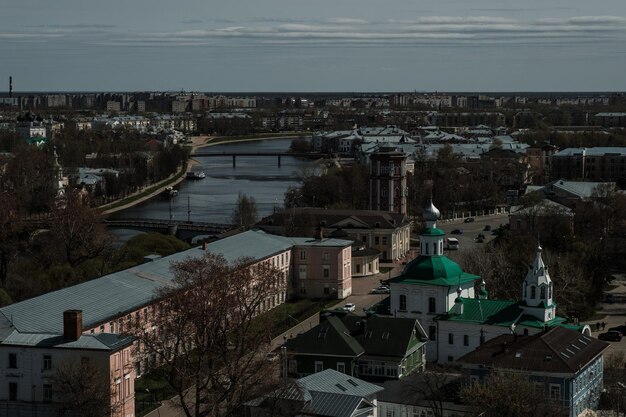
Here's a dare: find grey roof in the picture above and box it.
[299,369,383,397]
[0,330,133,351]
[595,112,626,117]
[540,179,614,199]
[510,199,573,216]
[0,230,299,335]
[554,147,626,157]
[308,392,367,417]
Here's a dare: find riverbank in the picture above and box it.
[100,133,307,215]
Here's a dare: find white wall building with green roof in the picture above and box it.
[389,200,590,363]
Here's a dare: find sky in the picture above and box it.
[1,0,626,92]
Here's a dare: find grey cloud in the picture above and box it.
[182,19,203,24]
[5,14,626,49]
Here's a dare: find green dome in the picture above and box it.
[402,255,463,281]
[420,227,445,236]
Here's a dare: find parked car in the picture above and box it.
[464,217,475,223]
[371,286,390,294]
[484,225,491,231]
[608,325,626,336]
[451,229,463,235]
[343,303,356,312]
[598,331,623,342]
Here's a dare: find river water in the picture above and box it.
[111,138,311,226]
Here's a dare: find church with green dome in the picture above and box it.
[388,200,590,363]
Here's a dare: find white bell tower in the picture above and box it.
[522,245,556,322]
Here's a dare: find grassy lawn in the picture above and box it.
[134,370,178,416]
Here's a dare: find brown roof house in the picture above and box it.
[457,326,609,417]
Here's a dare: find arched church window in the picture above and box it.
[399,294,407,311]
[428,297,436,313]
[433,243,437,254]
[530,286,536,299]
[540,286,546,300]
[548,285,552,299]
[425,244,429,255]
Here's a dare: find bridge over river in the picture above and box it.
[105,218,236,241]
[192,151,328,167]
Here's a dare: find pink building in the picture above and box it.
[292,235,352,299]
[0,230,352,416]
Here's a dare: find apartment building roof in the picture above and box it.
[554,147,626,157]
[0,230,344,335]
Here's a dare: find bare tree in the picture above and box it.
[51,359,115,417]
[0,191,22,287]
[601,352,626,416]
[49,189,112,268]
[231,193,258,229]
[131,252,284,417]
[461,369,565,417]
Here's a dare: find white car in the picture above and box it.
[343,303,356,312]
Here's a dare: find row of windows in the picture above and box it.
[6,353,52,371]
[398,295,436,313]
[6,382,52,402]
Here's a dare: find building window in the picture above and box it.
[356,264,361,274]
[289,360,298,374]
[550,384,561,400]
[448,333,454,345]
[464,335,469,346]
[447,356,453,362]
[8,353,17,369]
[300,250,306,260]
[315,361,323,373]
[323,252,329,262]
[43,384,52,402]
[530,286,536,299]
[337,362,346,373]
[110,321,115,333]
[323,266,330,278]
[299,265,307,279]
[375,236,380,245]
[324,287,330,295]
[399,294,407,311]
[9,382,17,401]
[540,286,546,299]
[43,355,52,371]
[429,326,436,341]
[100,324,105,333]
[383,237,388,245]
[428,297,436,313]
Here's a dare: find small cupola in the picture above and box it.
[454,286,464,315]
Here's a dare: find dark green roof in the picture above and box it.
[390,255,479,287]
[442,298,569,329]
[420,227,445,236]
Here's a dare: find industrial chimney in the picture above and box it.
[9,76,12,98]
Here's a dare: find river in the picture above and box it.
[110,138,312,229]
